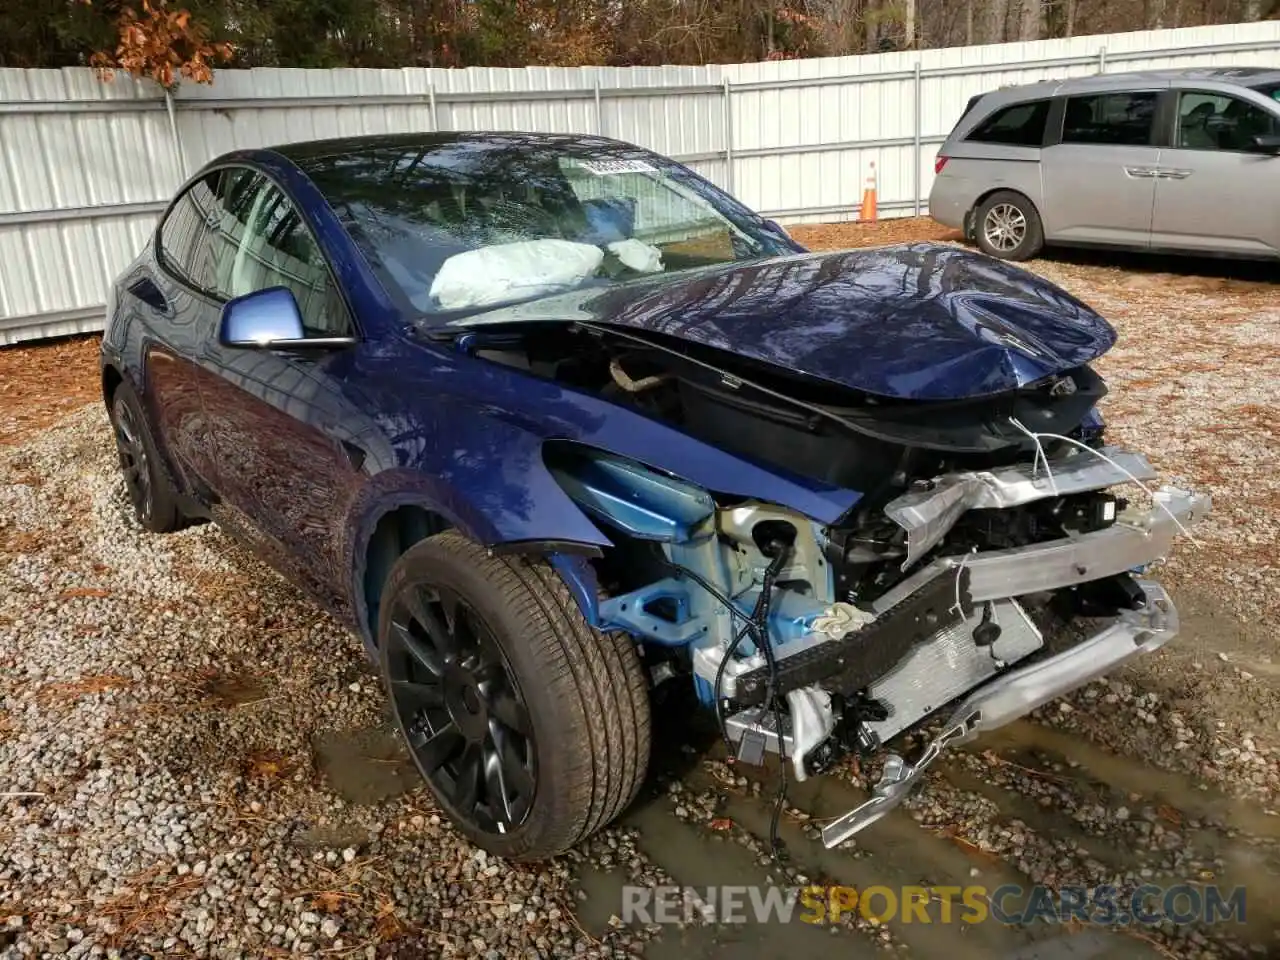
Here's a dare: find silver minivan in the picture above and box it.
[929,67,1280,261]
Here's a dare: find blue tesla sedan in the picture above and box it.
[100,132,1206,860]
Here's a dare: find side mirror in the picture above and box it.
[219,286,353,349]
[1250,133,1280,155]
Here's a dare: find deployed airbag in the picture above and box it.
[431,239,605,311]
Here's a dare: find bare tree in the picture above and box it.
[1018,0,1043,38]
[983,0,1011,42]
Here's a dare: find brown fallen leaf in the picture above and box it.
[245,751,291,780]
[708,817,733,832]
[59,587,112,599]
[1157,804,1183,826]
[311,890,348,914]
[373,895,408,942]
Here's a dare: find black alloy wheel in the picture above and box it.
[112,391,154,522]
[376,532,651,860]
[385,582,537,835]
[108,379,180,533]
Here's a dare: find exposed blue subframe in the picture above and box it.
[551,446,842,706]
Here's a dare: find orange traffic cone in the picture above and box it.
[860,162,878,222]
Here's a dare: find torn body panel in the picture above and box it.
[545,431,1207,846]
[444,248,1207,850]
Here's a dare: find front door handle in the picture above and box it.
[1124,166,1159,178]
[1156,168,1193,179]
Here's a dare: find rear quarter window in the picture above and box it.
[966,99,1051,146]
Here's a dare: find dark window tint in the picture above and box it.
[158,173,220,290]
[1176,91,1279,151]
[967,100,1050,146]
[1248,81,1280,102]
[1061,91,1158,146]
[207,176,351,337]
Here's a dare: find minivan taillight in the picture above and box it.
[935,155,949,175]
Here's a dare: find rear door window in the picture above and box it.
[157,173,221,292]
[1061,91,1159,146]
[967,100,1051,146]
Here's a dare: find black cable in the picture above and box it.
[663,560,765,757]
[668,548,792,863]
[752,545,791,864]
[712,621,754,757]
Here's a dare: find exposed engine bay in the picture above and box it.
[456,319,1210,847]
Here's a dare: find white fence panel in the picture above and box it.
[3,20,1280,343]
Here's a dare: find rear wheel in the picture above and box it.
[378,532,650,860]
[974,190,1044,261]
[109,379,181,533]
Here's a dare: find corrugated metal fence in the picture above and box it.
[2,20,1279,345]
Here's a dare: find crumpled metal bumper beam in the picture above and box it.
[820,579,1180,848]
[871,486,1210,613]
[884,446,1160,569]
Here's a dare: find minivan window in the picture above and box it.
[967,100,1051,146]
[1061,91,1158,146]
[1175,91,1279,152]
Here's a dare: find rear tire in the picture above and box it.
[109,379,182,533]
[974,190,1044,261]
[378,531,651,860]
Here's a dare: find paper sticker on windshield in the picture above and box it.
[578,158,657,176]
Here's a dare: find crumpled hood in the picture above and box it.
[579,243,1116,401]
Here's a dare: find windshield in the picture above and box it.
[303,136,795,319]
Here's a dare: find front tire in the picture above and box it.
[378,532,651,860]
[109,379,181,533]
[974,190,1044,261]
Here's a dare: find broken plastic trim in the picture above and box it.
[486,539,605,558]
[573,320,927,448]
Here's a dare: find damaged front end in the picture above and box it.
[447,249,1209,848]
[555,436,1207,848]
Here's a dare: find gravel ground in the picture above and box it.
[2,221,1279,959]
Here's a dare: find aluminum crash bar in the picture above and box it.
[871,486,1210,614]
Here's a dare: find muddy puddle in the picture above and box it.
[305,604,1279,960]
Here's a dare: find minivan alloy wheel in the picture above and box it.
[983,202,1027,253]
[385,582,536,833]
